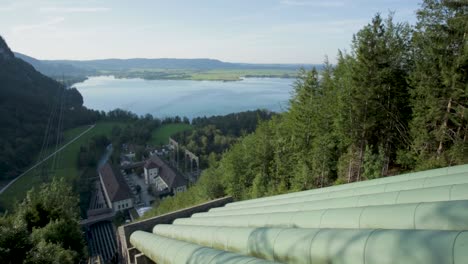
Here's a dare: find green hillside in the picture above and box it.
[0,122,123,212]
[0,36,101,183]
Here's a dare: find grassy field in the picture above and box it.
[101,68,298,81]
[190,69,298,81]
[0,126,91,190]
[149,123,193,146]
[0,122,124,212]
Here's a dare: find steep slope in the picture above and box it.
[0,36,100,180]
[14,52,95,78]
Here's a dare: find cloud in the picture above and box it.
[0,2,24,12]
[280,0,345,7]
[39,7,110,13]
[11,17,65,34]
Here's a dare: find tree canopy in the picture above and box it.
[0,179,86,264]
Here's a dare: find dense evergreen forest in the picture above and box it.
[144,0,467,217]
[0,37,101,181]
[190,110,275,137]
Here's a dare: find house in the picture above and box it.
[143,159,159,185]
[98,163,134,212]
[143,156,187,197]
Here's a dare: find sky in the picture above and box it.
[0,0,420,64]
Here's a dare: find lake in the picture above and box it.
[74,76,295,118]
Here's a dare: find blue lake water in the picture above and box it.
[74,76,294,118]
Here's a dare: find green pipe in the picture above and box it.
[129,231,279,264]
[192,183,468,218]
[225,164,468,209]
[215,171,468,211]
[153,225,468,264]
[175,200,468,231]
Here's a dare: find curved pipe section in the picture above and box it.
[224,164,468,209]
[174,200,468,231]
[216,171,468,211]
[192,183,468,218]
[153,225,468,264]
[129,231,278,264]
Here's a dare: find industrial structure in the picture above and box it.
[99,163,134,212]
[168,137,200,183]
[121,164,468,264]
[144,156,188,198]
[83,162,133,263]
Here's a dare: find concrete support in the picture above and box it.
[184,149,199,176]
[169,138,179,169]
[134,253,154,264]
[117,196,233,264]
[127,247,139,264]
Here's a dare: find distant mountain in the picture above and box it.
[51,58,236,71]
[13,52,320,80]
[48,57,317,71]
[0,36,100,180]
[14,52,96,78]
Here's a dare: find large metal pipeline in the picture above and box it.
[192,182,468,218]
[174,200,468,231]
[152,225,468,264]
[128,164,468,264]
[223,164,468,209]
[130,231,280,264]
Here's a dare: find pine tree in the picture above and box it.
[408,0,468,168]
[288,68,321,153]
[287,68,324,189]
[336,14,412,181]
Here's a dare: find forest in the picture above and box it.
[172,110,275,168]
[144,0,467,217]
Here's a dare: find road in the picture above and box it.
[0,124,96,194]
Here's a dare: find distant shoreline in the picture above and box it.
[69,73,297,86]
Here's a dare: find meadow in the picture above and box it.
[149,123,193,146]
[0,122,124,212]
[102,68,297,81]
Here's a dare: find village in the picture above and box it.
[81,137,200,262]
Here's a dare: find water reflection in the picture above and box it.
[74,76,294,118]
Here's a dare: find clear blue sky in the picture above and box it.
[0,0,420,63]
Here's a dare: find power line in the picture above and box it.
[51,78,67,175]
[35,80,69,181]
[35,86,61,180]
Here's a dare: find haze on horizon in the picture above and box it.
[0,0,419,64]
